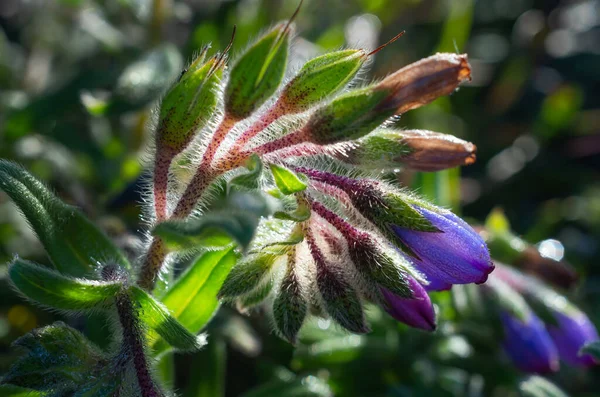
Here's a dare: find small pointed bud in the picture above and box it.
[157,49,223,154]
[280,49,366,113]
[307,232,369,333]
[218,254,278,299]
[304,86,394,145]
[273,249,307,343]
[337,129,476,171]
[375,53,471,115]
[500,310,560,373]
[380,277,436,331]
[547,310,600,367]
[392,205,493,290]
[225,23,291,120]
[484,277,559,373]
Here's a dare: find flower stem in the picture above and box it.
[138,238,167,291]
[153,147,175,222]
[116,291,162,397]
[241,125,309,158]
[202,114,238,168]
[232,100,286,151]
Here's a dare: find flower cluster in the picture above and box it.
[481,264,599,373]
[142,10,494,343]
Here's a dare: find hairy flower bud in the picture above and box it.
[225,23,291,120]
[157,49,223,154]
[380,276,436,331]
[337,128,476,171]
[375,53,471,115]
[280,49,366,113]
[273,248,307,343]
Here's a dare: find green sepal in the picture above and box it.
[483,277,531,323]
[273,255,307,343]
[269,163,307,195]
[579,341,600,361]
[229,154,263,190]
[9,259,121,312]
[281,49,365,112]
[129,286,206,352]
[306,86,392,145]
[340,128,411,168]
[239,278,274,309]
[225,24,290,119]
[0,160,131,277]
[153,248,238,354]
[218,254,279,299]
[157,49,223,153]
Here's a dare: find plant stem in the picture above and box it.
[231,100,286,151]
[153,147,175,222]
[116,292,162,397]
[138,238,167,291]
[202,114,238,168]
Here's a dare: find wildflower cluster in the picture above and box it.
[141,12,492,343]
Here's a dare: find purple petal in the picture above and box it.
[392,206,493,290]
[547,310,599,367]
[501,311,559,374]
[380,277,436,331]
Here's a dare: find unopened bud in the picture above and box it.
[157,49,223,154]
[280,49,366,113]
[376,53,471,115]
[339,128,476,171]
[225,23,291,120]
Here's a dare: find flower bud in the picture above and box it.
[280,49,366,113]
[380,277,436,331]
[157,49,223,154]
[225,23,291,120]
[338,128,476,171]
[392,206,493,290]
[303,86,394,145]
[273,249,307,343]
[483,277,559,373]
[375,53,471,115]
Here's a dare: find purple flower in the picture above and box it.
[500,311,559,374]
[547,310,599,367]
[381,276,436,331]
[392,206,493,291]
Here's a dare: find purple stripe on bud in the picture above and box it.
[381,276,436,331]
[547,310,599,367]
[392,206,493,290]
[500,311,560,374]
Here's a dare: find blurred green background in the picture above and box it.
[1,0,599,396]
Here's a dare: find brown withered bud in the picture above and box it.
[515,246,579,290]
[399,130,477,171]
[376,53,471,115]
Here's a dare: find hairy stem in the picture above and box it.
[153,147,175,222]
[232,100,286,151]
[116,292,162,397]
[240,125,309,158]
[202,114,238,168]
[138,238,167,291]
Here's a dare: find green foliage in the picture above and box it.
[269,164,307,195]
[519,376,569,397]
[0,161,131,276]
[9,259,121,311]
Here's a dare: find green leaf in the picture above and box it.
[129,286,206,352]
[152,248,238,353]
[229,154,263,190]
[485,207,511,234]
[0,385,45,397]
[9,259,121,311]
[273,200,311,222]
[0,160,131,276]
[519,375,569,397]
[269,164,307,195]
[225,24,290,119]
[579,341,600,361]
[2,322,106,392]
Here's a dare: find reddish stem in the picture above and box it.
[233,99,287,151]
[153,147,175,222]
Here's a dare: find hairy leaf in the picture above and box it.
[269,164,307,195]
[0,160,130,276]
[9,259,121,311]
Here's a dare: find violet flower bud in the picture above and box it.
[500,310,560,374]
[380,276,436,331]
[547,310,600,367]
[392,206,493,291]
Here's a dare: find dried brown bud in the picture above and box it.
[398,129,477,171]
[376,53,471,115]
